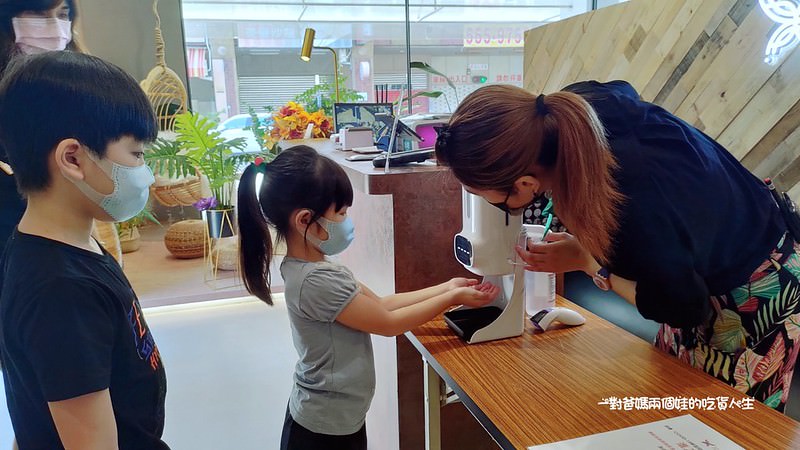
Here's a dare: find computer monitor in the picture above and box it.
[372,112,424,153]
[333,102,394,137]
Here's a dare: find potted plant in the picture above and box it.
[293,73,362,117]
[116,205,160,253]
[145,112,269,238]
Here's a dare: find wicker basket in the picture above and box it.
[92,220,123,264]
[150,176,203,207]
[164,219,206,259]
[211,237,239,271]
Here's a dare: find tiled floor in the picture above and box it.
[1,296,296,450]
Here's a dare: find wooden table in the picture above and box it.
[407,296,800,449]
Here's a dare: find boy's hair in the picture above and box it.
[238,146,354,305]
[0,51,157,193]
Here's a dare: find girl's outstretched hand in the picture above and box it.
[451,282,500,307]
[446,277,480,291]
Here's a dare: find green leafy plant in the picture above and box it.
[411,61,457,96]
[402,61,459,112]
[145,112,258,209]
[246,105,279,156]
[294,73,361,117]
[116,203,160,236]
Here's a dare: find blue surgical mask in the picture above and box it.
[309,215,355,255]
[65,152,155,222]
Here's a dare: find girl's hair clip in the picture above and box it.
[253,156,268,173]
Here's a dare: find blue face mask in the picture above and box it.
[65,152,155,222]
[309,215,355,255]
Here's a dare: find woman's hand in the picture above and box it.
[450,282,500,307]
[446,277,480,291]
[515,232,598,274]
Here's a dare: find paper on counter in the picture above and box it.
[527,414,743,450]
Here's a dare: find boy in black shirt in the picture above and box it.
[0,52,169,449]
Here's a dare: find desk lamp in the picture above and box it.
[300,28,340,103]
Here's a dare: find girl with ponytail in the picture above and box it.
[237,145,499,449]
[435,80,800,412]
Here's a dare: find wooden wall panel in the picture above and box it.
[523,0,800,198]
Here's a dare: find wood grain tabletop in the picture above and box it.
[407,297,800,449]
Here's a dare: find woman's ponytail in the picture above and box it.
[238,163,275,305]
[436,85,624,264]
[544,92,624,264]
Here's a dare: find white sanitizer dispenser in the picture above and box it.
[444,189,526,343]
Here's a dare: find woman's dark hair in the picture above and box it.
[435,84,624,264]
[238,146,354,305]
[0,51,157,192]
[0,0,85,73]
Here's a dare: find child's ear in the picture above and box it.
[53,138,86,181]
[293,209,314,232]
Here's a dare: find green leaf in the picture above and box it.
[411,61,457,96]
[395,91,444,105]
[224,137,248,153]
[141,209,161,226]
[145,138,195,178]
[116,202,160,229]
[709,309,746,353]
[750,271,781,300]
[731,285,750,306]
[764,390,782,408]
[753,282,800,342]
[175,112,224,162]
[293,71,362,117]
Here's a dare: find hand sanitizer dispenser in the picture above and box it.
[444,189,526,343]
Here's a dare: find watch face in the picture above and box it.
[593,276,610,291]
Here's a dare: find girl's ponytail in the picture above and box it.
[238,163,275,305]
[544,92,624,264]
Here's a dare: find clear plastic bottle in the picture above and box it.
[522,224,556,316]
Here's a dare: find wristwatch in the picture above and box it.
[593,267,612,291]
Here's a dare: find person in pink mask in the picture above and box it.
[0,0,86,259]
[1,0,84,69]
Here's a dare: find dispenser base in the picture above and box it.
[444,306,504,342]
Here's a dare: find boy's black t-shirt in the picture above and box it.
[0,230,169,449]
[0,173,25,256]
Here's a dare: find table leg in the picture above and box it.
[424,357,443,450]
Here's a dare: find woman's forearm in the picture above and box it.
[608,274,637,305]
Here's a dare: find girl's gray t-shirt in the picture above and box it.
[279,257,375,435]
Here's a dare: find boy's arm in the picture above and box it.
[48,389,118,450]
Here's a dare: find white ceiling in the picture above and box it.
[182,0,588,23]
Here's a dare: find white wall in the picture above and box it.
[77,0,188,89]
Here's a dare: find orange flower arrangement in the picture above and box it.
[267,101,333,147]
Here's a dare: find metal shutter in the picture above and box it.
[373,72,428,90]
[237,75,333,113]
